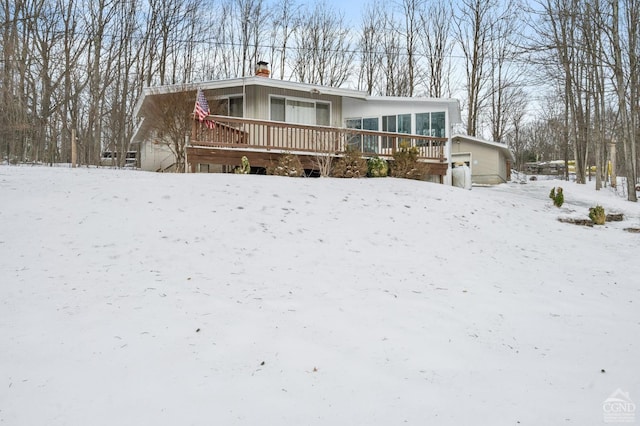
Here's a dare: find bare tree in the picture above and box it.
[57,0,87,164]
[379,10,410,96]
[357,2,383,94]
[453,0,494,136]
[485,0,524,142]
[607,0,638,200]
[103,0,143,167]
[0,0,32,162]
[141,89,197,173]
[205,0,239,79]
[399,0,425,97]
[530,0,587,183]
[26,0,81,164]
[83,0,117,165]
[236,0,268,77]
[582,0,607,190]
[419,0,453,98]
[292,2,354,87]
[268,0,300,80]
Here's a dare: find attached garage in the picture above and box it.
[451,134,515,185]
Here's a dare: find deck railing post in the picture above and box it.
[267,122,271,148]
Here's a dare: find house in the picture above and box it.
[131,65,462,182]
[450,134,515,185]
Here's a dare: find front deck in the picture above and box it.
[187,115,449,177]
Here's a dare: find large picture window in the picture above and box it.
[287,99,315,124]
[270,96,331,126]
[416,112,446,137]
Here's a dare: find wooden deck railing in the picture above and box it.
[191,115,447,161]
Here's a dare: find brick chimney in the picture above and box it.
[256,61,270,77]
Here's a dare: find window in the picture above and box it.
[346,118,362,149]
[382,115,396,149]
[270,96,331,126]
[398,114,411,134]
[382,115,396,133]
[345,113,443,153]
[346,117,378,152]
[287,99,315,124]
[362,117,379,153]
[382,114,411,149]
[431,112,445,137]
[271,97,285,122]
[229,97,243,117]
[212,96,244,117]
[416,112,446,137]
[316,102,330,126]
[416,113,431,136]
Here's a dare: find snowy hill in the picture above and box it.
[1,165,639,425]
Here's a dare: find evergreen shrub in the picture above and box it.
[589,205,606,225]
[235,156,250,174]
[367,156,388,177]
[332,146,367,178]
[267,153,304,177]
[390,141,426,180]
[549,186,564,207]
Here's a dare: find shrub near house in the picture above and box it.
[367,157,388,177]
[332,147,367,178]
[267,153,304,177]
[390,142,426,180]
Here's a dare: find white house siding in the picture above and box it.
[140,140,176,172]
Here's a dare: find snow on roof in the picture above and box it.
[452,133,515,161]
[132,76,369,119]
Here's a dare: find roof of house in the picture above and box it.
[452,133,515,162]
[132,76,370,119]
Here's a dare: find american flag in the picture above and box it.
[194,89,215,129]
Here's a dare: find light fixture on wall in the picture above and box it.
[310,88,320,95]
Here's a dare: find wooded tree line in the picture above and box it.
[509,0,639,201]
[1,0,638,199]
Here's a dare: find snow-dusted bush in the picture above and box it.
[235,156,250,174]
[267,153,304,177]
[549,186,564,207]
[390,141,426,180]
[332,146,367,178]
[589,205,606,225]
[367,156,388,177]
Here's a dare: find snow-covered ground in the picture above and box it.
[1,165,639,425]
